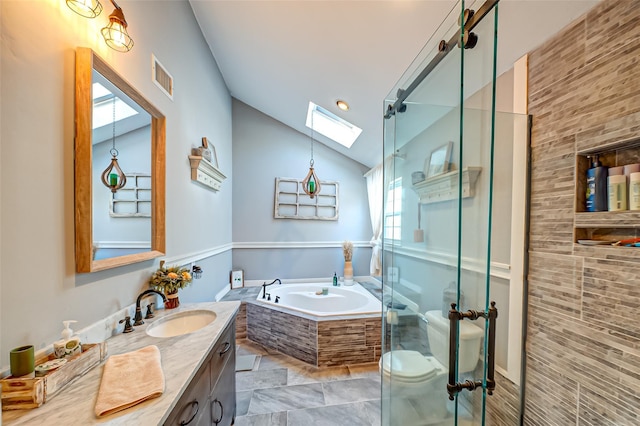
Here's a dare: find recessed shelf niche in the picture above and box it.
[574,137,640,245]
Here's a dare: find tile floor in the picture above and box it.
[235,339,381,426]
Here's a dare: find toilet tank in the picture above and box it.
[425,310,483,373]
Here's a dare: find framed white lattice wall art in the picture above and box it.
[110,173,152,217]
[274,178,339,220]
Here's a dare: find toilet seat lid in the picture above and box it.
[380,350,440,382]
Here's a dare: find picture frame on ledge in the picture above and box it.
[424,141,453,178]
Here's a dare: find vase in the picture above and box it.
[165,291,180,309]
[344,260,354,285]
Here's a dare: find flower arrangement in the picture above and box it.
[342,240,353,261]
[148,260,193,294]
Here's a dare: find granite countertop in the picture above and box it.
[2,301,240,425]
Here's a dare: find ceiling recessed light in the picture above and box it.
[336,100,350,111]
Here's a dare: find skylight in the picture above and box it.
[92,82,139,129]
[306,102,362,148]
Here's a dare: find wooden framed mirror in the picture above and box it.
[75,47,165,273]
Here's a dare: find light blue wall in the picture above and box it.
[0,0,232,366]
[231,100,373,281]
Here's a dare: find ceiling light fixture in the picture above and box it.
[336,100,350,111]
[66,0,103,18]
[101,96,127,193]
[100,0,134,53]
[302,110,321,199]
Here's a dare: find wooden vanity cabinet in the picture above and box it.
[164,318,236,426]
[209,323,236,426]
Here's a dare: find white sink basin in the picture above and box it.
[146,309,217,338]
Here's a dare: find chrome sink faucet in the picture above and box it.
[262,278,281,299]
[134,289,167,326]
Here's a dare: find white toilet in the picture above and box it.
[380,310,484,424]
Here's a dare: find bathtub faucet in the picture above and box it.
[262,278,281,299]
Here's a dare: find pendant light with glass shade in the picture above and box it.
[101,97,127,193]
[302,110,321,198]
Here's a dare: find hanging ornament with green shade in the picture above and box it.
[302,108,321,198]
[100,96,127,193]
[302,159,321,198]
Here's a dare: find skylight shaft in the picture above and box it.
[306,102,362,148]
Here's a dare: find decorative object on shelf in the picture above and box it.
[188,139,226,192]
[425,141,453,178]
[411,171,425,185]
[100,0,134,53]
[192,264,203,279]
[413,203,424,242]
[342,240,354,285]
[148,260,193,309]
[274,178,339,220]
[100,97,127,193]
[192,137,215,165]
[230,269,244,289]
[302,112,321,198]
[412,167,482,204]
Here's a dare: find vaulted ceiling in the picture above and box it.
[190,0,600,168]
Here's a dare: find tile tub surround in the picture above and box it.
[247,302,382,367]
[221,280,383,353]
[2,301,240,425]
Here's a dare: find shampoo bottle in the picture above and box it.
[53,320,82,359]
[586,155,608,212]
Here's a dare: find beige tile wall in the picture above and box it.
[526,1,640,424]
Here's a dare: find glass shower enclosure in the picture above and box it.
[380,0,514,424]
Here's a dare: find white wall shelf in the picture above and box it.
[411,167,482,204]
[188,155,226,192]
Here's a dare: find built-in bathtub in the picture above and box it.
[256,282,381,317]
[246,282,382,367]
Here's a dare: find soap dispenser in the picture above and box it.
[53,320,82,359]
[333,272,338,286]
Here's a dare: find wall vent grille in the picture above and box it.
[152,54,173,100]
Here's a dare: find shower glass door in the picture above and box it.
[381,1,499,424]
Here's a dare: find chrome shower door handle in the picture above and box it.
[446,302,498,400]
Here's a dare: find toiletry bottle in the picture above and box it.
[586,155,608,212]
[53,320,82,359]
[608,174,627,211]
[333,272,338,286]
[630,172,640,210]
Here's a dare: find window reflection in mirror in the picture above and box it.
[91,71,152,261]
